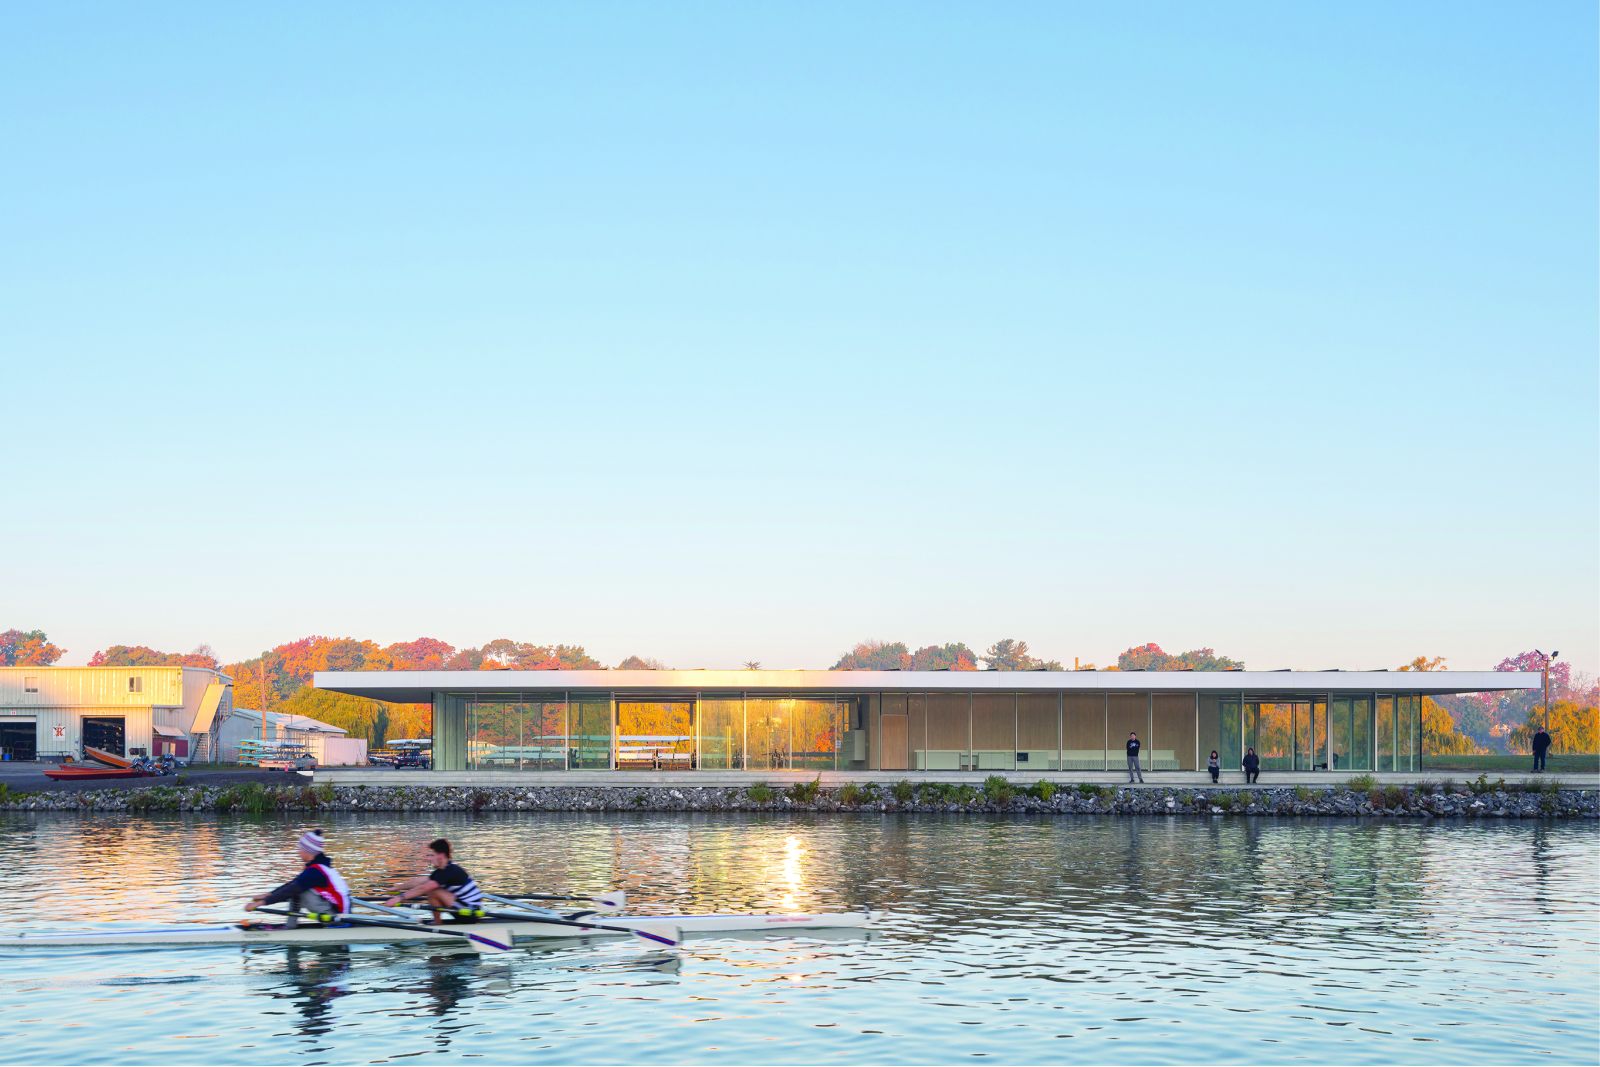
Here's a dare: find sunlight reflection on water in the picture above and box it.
[0,813,1593,1065]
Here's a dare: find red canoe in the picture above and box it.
[43,765,149,781]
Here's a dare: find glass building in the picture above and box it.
[312,669,1539,775]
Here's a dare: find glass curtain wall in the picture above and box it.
[462,696,567,770]
[699,694,743,770]
[616,701,694,770]
[1398,695,1417,773]
[1251,703,1293,771]
[1376,696,1396,772]
[1218,698,1242,770]
[570,694,611,769]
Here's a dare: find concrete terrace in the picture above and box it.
[313,768,1600,789]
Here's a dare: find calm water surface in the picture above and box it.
[0,813,1594,1065]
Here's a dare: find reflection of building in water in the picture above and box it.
[313,669,1539,776]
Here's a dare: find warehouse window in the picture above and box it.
[128,676,142,694]
[24,677,38,693]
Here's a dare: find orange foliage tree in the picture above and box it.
[1,629,66,666]
[89,644,219,669]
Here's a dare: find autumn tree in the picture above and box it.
[833,640,911,670]
[90,643,221,669]
[909,643,977,670]
[1116,643,1244,671]
[982,639,1063,671]
[0,629,65,666]
[618,655,667,670]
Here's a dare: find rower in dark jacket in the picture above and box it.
[245,829,351,921]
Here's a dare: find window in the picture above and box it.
[127,676,142,694]
[24,677,38,693]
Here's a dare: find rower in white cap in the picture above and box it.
[244,828,351,922]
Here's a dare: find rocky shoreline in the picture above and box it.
[0,778,1595,818]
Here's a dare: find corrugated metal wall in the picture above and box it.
[0,667,183,707]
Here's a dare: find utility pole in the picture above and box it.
[1534,650,1559,733]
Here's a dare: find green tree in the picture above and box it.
[982,639,1063,671]
[909,643,977,670]
[833,640,911,670]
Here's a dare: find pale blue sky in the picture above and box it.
[3,3,1595,675]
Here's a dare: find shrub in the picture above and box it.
[633,793,648,807]
[984,775,1015,804]
[316,781,336,803]
[787,776,821,804]
[1177,791,1192,805]
[1076,782,1101,795]
[175,773,189,787]
[1294,785,1314,801]
[1027,780,1057,802]
[891,780,914,803]
[858,782,881,803]
[1543,776,1565,795]
[748,782,773,802]
[1469,773,1505,795]
[838,783,860,807]
[1345,774,1377,792]
[1215,794,1234,810]
[1238,791,1255,808]
[1435,777,1458,795]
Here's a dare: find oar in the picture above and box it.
[252,908,514,954]
[477,893,680,948]
[359,890,626,911]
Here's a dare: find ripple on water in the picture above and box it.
[0,814,1592,1065]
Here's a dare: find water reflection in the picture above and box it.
[0,813,1593,1066]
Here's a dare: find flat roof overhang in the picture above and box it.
[313,669,1542,704]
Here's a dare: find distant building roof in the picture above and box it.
[229,706,349,736]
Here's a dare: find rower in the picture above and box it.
[385,838,485,925]
[244,829,351,925]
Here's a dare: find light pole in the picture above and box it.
[1533,650,1559,733]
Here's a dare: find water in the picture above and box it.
[0,813,1594,1065]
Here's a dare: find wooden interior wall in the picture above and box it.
[1107,694,1146,757]
[1062,694,1105,754]
[971,693,1014,750]
[927,693,967,751]
[1016,694,1058,750]
[1151,694,1196,769]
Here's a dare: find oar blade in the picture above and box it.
[631,924,681,949]
[595,890,626,911]
[464,927,515,954]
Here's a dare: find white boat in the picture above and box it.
[0,908,881,950]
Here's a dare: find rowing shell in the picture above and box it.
[0,910,881,949]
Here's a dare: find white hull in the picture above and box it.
[0,910,879,949]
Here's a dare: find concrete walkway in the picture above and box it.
[314,767,1600,789]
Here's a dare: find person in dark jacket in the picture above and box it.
[1126,732,1144,783]
[1207,750,1220,783]
[1242,748,1260,784]
[245,829,351,921]
[1532,729,1552,772]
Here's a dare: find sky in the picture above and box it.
[2,2,1596,677]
